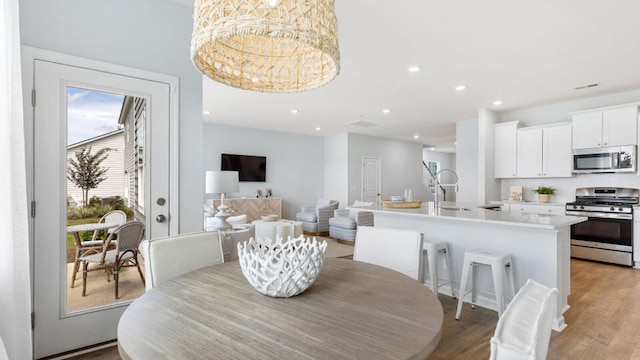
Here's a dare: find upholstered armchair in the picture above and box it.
[295,199,339,236]
[329,209,374,244]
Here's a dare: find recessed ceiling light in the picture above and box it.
[455,85,466,91]
[315,127,321,131]
[382,108,391,114]
[291,109,299,114]
[407,65,421,73]
[203,110,211,115]
[430,147,435,151]
[251,77,259,83]
[493,100,503,106]
[413,135,420,139]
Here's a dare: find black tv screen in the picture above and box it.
[221,154,266,182]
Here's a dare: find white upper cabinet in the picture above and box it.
[516,123,572,178]
[543,123,573,177]
[572,104,639,149]
[516,127,543,177]
[603,107,638,147]
[494,121,520,178]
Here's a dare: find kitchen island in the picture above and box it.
[347,201,587,331]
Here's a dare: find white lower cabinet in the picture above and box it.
[503,203,565,215]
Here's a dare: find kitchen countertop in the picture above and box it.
[347,201,586,230]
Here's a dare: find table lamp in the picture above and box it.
[206,170,239,231]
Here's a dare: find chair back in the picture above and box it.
[143,231,224,290]
[0,335,8,360]
[92,210,127,241]
[111,221,145,253]
[353,226,423,281]
[490,279,558,360]
[102,209,127,225]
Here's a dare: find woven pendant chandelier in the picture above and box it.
[190,0,340,92]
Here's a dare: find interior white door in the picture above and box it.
[32,59,172,358]
[362,156,381,205]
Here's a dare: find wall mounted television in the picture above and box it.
[221,153,266,182]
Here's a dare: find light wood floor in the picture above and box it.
[66,259,640,360]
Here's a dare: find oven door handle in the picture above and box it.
[565,211,632,220]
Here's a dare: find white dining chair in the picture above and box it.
[490,279,558,360]
[353,226,423,281]
[142,231,224,290]
[0,334,8,360]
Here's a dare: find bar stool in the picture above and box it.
[455,249,515,320]
[422,241,455,297]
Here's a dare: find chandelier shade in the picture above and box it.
[190,0,340,92]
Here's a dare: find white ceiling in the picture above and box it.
[184,0,640,152]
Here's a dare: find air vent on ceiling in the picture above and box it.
[575,83,599,90]
[349,121,379,128]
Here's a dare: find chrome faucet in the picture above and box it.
[433,168,459,206]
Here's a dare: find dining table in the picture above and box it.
[67,222,120,288]
[117,257,444,360]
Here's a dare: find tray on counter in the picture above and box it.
[382,200,422,209]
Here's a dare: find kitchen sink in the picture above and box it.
[439,206,472,211]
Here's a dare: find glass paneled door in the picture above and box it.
[30,56,176,358]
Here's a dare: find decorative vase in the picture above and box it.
[538,194,551,203]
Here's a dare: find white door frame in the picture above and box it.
[22,46,180,357]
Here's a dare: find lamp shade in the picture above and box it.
[206,171,240,194]
[190,0,340,93]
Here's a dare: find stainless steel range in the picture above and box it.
[565,187,638,266]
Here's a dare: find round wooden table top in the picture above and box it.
[117,258,443,360]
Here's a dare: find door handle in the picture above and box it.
[156,214,167,223]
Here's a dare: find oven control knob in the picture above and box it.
[580,205,584,210]
[619,207,624,211]
[572,205,577,209]
[610,206,615,211]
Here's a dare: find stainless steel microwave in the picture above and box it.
[573,146,636,173]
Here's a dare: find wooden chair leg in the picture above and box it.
[82,262,88,297]
[114,266,120,300]
[135,255,145,286]
[71,247,81,288]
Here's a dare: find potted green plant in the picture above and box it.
[532,186,555,203]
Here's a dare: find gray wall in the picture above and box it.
[347,133,427,204]
[498,88,640,203]
[202,123,325,220]
[20,0,203,233]
[324,133,349,207]
[455,118,480,203]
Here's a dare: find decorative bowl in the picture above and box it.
[237,235,327,298]
[261,214,279,222]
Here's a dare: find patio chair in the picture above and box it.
[90,210,127,242]
[77,221,146,299]
[70,210,127,288]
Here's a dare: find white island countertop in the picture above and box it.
[347,201,586,230]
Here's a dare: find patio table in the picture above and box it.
[67,222,119,288]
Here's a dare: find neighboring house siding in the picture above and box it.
[120,96,147,220]
[122,101,137,208]
[67,130,125,205]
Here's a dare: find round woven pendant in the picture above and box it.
[191,0,340,92]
